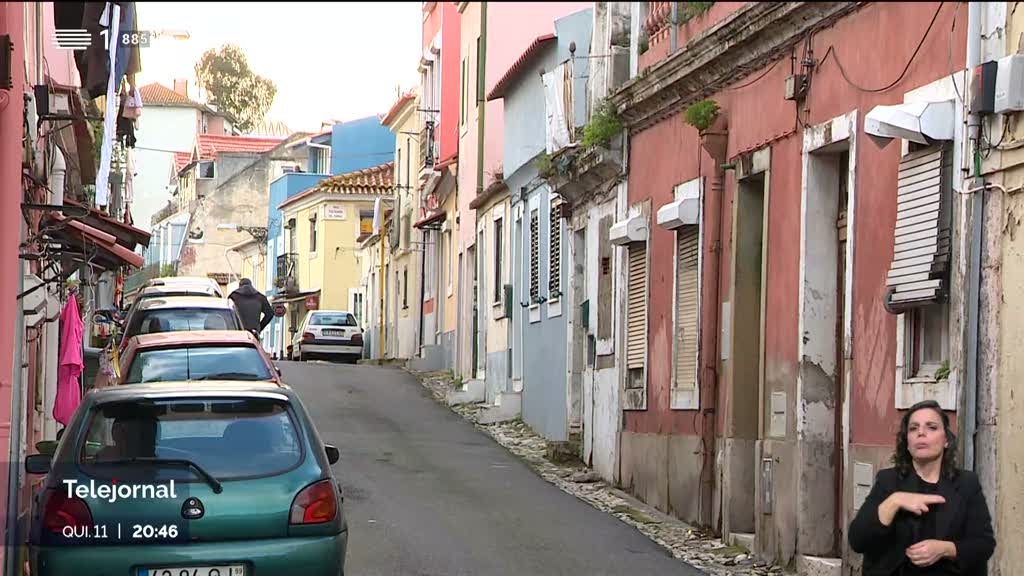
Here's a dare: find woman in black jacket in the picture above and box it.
[848,400,995,575]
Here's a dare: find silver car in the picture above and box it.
[291,310,364,363]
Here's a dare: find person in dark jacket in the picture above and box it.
[228,278,274,336]
[848,399,995,575]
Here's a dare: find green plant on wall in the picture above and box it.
[934,360,951,381]
[684,99,720,132]
[534,151,555,177]
[678,1,714,22]
[582,100,624,149]
[639,32,649,55]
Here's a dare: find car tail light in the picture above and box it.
[351,332,362,344]
[302,332,315,342]
[42,489,93,533]
[289,479,337,525]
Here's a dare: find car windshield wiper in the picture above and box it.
[193,372,265,381]
[96,457,223,494]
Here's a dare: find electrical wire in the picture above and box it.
[726,59,780,91]
[821,1,945,94]
[949,1,965,106]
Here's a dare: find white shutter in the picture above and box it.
[626,244,648,370]
[675,226,699,391]
[885,146,952,311]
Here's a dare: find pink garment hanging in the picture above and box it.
[54,293,85,426]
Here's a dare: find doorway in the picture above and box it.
[726,169,767,536]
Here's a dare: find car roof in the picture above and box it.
[147,276,219,286]
[88,381,292,404]
[139,285,219,297]
[308,309,354,315]
[135,296,235,310]
[129,330,259,349]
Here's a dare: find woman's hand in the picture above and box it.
[906,540,956,567]
[878,492,946,526]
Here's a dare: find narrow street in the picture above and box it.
[281,360,700,576]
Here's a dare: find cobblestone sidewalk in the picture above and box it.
[410,368,784,576]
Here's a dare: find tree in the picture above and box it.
[194,45,277,133]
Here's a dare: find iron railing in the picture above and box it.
[275,253,298,292]
[419,120,436,169]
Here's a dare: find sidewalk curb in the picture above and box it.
[402,366,784,576]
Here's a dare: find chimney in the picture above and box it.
[173,78,188,97]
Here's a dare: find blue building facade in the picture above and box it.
[331,116,396,175]
[503,9,592,442]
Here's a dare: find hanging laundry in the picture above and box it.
[54,292,85,426]
[94,2,123,209]
[117,93,137,148]
[122,85,143,120]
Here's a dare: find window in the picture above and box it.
[78,399,302,481]
[493,217,503,303]
[625,243,648,387]
[309,212,318,253]
[529,208,540,303]
[446,230,453,294]
[476,36,483,105]
[352,293,364,326]
[907,303,949,379]
[198,160,216,179]
[287,218,297,253]
[460,58,467,126]
[281,165,301,175]
[549,201,561,300]
[310,312,358,327]
[674,225,700,407]
[127,308,242,339]
[597,216,613,340]
[125,346,274,384]
[403,268,409,309]
[311,145,331,174]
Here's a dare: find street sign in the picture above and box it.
[305,294,319,310]
[273,303,286,317]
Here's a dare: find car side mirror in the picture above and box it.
[35,440,58,455]
[25,454,52,475]
[324,444,340,465]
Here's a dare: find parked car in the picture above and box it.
[290,310,363,363]
[24,382,348,575]
[119,296,245,352]
[121,283,225,336]
[112,331,283,387]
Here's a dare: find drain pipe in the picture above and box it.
[44,148,66,440]
[962,1,982,472]
[700,165,724,528]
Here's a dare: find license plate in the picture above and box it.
[323,329,345,337]
[140,566,245,576]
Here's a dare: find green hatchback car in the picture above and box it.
[25,382,347,576]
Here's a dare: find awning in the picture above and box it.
[656,179,701,229]
[49,213,145,272]
[609,214,648,245]
[865,100,955,146]
[63,198,151,250]
[414,210,446,230]
[272,289,321,304]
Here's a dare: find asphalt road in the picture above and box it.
[280,360,703,576]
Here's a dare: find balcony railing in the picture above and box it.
[275,253,298,292]
[419,120,436,170]
[644,2,672,38]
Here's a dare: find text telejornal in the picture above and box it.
[63,479,178,503]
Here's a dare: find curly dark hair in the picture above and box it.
[893,400,959,480]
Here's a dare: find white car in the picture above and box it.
[145,275,224,297]
[291,310,364,363]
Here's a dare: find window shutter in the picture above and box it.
[885,145,953,312]
[530,209,540,302]
[549,202,561,297]
[675,226,699,391]
[626,244,648,370]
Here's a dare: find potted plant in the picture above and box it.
[684,99,727,162]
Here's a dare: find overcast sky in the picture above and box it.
[136,2,422,133]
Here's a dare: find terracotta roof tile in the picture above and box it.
[381,92,417,127]
[140,82,203,108]
[487,34,557,101]
[279,162,394,210]
[173,152,192,171]
[196,134,286,160]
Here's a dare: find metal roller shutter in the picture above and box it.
[626,244,647,370]
[675,226,700,391]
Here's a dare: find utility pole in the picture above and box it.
[379,228,385,360]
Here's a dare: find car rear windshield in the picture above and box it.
[130,308,240,336]
[79,398,303,480]
[124,346,274,384]
[309,312,358,326]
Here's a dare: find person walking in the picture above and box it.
[228,278,274,337]
[848,399,995,575]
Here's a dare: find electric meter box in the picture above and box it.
[994,53,1024,114]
